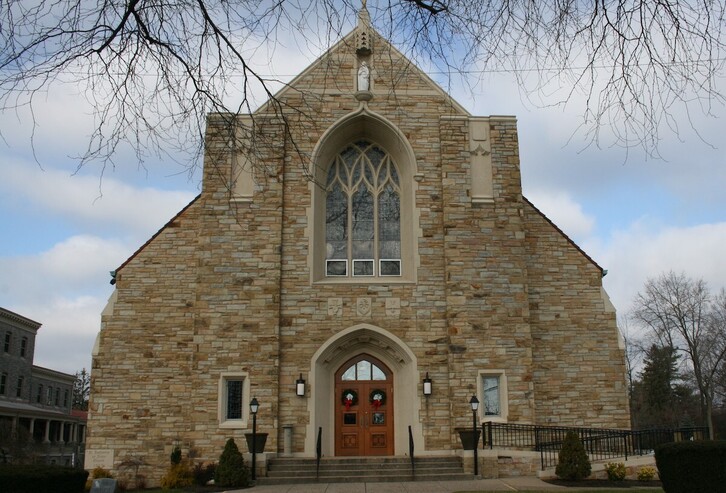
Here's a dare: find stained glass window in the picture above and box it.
[226,380,243,420]
[325,141,401,277]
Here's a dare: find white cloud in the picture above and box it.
[0,234,135,373]
[525,190,596,241]
[2,158,196,238]
[586,220,726,315]
[14,295,108,375]
[0,235,130,300]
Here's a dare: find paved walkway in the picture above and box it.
[226,477,574,492]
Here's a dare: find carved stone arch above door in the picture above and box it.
[304,324,422,457]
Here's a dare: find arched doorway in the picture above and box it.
[334,354,394,456]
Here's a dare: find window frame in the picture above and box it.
[0,373,6,395]
[477,370,508,423]
[218,372,250,429]
[309,114,420,286]
[323,140,402,280]
[4,331,10,353]
[16,375,24,398]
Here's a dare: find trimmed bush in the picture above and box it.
[655,440,726,493]
[0,464,89,493]
[637,465,657,481]
[160,461,194,489]
[214,438,250,487]
[555,431,591,481]
[604,461,626,481]
[91,467,113,479]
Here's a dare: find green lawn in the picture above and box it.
[455,490,663,493]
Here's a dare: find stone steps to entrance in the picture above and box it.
[260,456,472,484]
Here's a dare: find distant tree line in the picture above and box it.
[625,272,726,439]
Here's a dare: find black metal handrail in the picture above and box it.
[408,425,415,475]
[482,422,709,470]
[316,426,322,479]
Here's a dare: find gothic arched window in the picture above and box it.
[325,141,401,277]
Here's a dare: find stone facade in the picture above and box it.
[87,17,630,485]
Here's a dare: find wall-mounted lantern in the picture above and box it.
[296,373,306,397]
[423,372,432,396]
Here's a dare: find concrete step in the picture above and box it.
[259,456,472,485]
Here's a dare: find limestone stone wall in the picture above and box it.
[87,199,202,479]
[524,200,630,428]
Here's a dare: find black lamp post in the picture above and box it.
[250,397,259,481]
[469,395,479,476]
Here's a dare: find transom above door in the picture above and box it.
[334,354,394,456]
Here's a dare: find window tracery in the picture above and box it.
[325,141,401,277]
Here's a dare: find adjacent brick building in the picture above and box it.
[0,307,86,465]
[87,8,630,484]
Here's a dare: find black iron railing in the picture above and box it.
[482,422,709,470]
[408,425,415,475]
[316,426,322,479]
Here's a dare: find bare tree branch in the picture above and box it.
[1,0,724,174]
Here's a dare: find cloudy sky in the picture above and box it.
[1,16,725,376]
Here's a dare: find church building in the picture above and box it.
[86,6,630,484]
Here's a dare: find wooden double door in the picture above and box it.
[334,355,394,456]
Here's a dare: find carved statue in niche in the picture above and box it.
[357,62,370,92]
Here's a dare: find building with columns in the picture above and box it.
[0,307,86,465]
[87,6,630,485]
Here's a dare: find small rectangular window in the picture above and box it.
[326,260,348,276]
[16,376,24,397]
[482,376,501,416]
[4,331,10,353]
[353,259,374,276]
[219,373,248,428]
[64,389,69,408]
[0,373,6,395]
[379,259,401,276]
[37,384,43,403]
[20,337,27,357]
[226,380,243,420]
[47,387,53,405]
[55,388,60,406]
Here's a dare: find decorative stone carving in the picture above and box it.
[328,298,343,316]
[357,298,372,317]
[356,0,372,55]
[469,118,494,203]
[385,298,400,318]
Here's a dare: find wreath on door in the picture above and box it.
[369,389,386,410]
[341,389,358,410]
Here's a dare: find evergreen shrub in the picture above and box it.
[214,438,250,487]
[170,445,182,465]
[0,464,89,493]
[555,431,591,481]
[655,440,726,493]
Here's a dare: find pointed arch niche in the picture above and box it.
[304,324,425,457]
[308,108,421,284]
